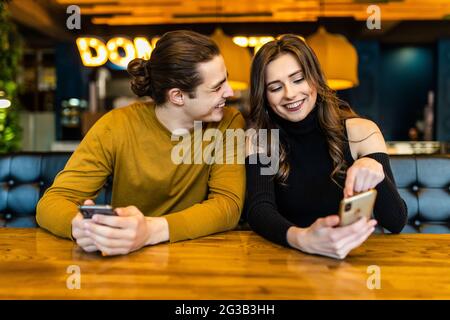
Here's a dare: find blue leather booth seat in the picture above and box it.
[390,155,450,233]
[0,152,112,227]
[0,152,449,233]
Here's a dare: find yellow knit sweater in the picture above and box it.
[36,102,246,242]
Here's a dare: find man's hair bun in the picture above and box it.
[127,58,152,97]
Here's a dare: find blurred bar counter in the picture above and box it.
[386,141,450,155]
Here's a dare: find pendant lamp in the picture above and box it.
[306,27,359,90]
[211,28,252,91]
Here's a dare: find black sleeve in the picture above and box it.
[362,152,408,233]
[245,154,295,247]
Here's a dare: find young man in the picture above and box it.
[37,30,246,256]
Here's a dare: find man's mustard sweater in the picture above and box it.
[36,102,246,242]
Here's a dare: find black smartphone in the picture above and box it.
[79,205,117,219]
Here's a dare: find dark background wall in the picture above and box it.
[379,44,435,140]
[340,41,440,141]
[55,42,91,140]
[437,39,450,142]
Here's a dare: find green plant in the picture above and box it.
[0,0,23,152]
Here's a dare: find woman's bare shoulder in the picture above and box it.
[345,118,387,157]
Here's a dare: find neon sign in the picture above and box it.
[76,36,159,68]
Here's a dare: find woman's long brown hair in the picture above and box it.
[248,34,359,186]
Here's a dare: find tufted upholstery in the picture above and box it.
[390,155,450,233]
[0,152,448,233]
[0,152,112,228]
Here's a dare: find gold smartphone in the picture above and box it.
[339,189,377,227]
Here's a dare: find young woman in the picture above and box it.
[245,35,407,259]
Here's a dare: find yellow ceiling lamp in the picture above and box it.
[306,27,359,90]
[211,28,252,91]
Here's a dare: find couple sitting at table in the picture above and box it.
[36,30,407,260]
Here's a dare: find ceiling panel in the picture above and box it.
[48,0,450,25]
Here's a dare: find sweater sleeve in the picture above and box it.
[36,112,115,240]
[362,152,408,233]
[245,153,295,247]
[163,112,246,243]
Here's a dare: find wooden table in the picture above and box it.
[1,228,449,299]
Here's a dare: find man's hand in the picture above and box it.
[71,199,99,253]
[84,205,169,256]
